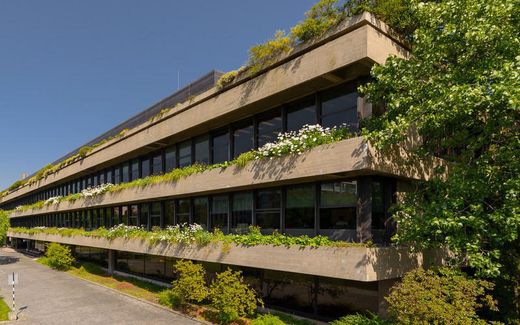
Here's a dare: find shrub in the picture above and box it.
[386,268,497,324]
[44,242,75,271]
[171,260,208,304]
[158,289,181,309]
[331,313,389,325]
[0,210,9,245]
[209,268,260,322]
[251,314,285,325]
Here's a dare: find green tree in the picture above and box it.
[0,210,9,245]
[44,242,75,271]
[209,268,260,323]
[171,260,208,304]
[360,0,520,321]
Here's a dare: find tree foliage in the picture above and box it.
[360,0,519,320]
[0,210,9,245]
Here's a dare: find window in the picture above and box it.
[106,169,113,184]
[193,197,208,228]
[121,206,129,225]
[99,171,105,185]
[114,166,121,185]
[178,140,192,167]
[194,135,210,164]
[140,204,149,228]
[232,192,252,231]
[233,123,254,158]
[372,179,394,230]
[321,85,358,131]
[287,97,316,131]
[152,153,163,175]
[256,189,281,229]
[286,184,315,229]
[211,195,228,230]
[176,199,191,224]
[320,181,357,229]
[212,132,229,164]
[130,159,140,181]
[164,200,174,226]
[129,205,138,226]
[141,158,150,178]
[85,210,92,230]
[122,163,130,183]
[105,208,112,228]
[113,207,121,225]
[257,110,282,147]
[98,209,105,228]
[93,175,98,187]
[150,202,162,228]
[164,146,176,172]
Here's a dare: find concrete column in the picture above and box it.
[108,249,116,275]
[357,176,372,242]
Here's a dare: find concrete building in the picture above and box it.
[3,13,441,320]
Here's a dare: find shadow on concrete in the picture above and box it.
[0,255,19,265]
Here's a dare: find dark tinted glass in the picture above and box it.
[140,204,149,227]
[194,135,210,164]
[164,200,175,226]
[256,189,281,229]
[151,202,162,228]
[152,154,163,175]
[176,199,191,224]
[211,195,228,229]
[129,205,139,226]
[287,97,316,131]
[321,85,358,131]
[320,181,357,229]
[122,163,130,183]
[193,197,208,228]
[121,206,129,225]
[232,192,252,231]
[286,185,315,229]
[178,140,192,167]
[212,132,229,164]
[233,124,254,158]
[131,159,140,181]
[257,112,282,147]
[165,146,176,172]
[141,158,150,178]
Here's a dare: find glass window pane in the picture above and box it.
[232,192,252,231]
[256,212,280,229]
[164,200,175,226]
[122,163,130,183]
[321,85,358,131]
[105,208,112,228]
[194,135,210,164]
[152,153,163,175]
[165,146,176,172]
[320,181,357,229]
[151,202,162,228]
[178,140,192,168]
[176,199,190,224]
[233,124,254,158]
[211,195,228,229]
[140,204,149,228]
[99,172,105,185]
[256,189,281,229]
[193,197,208,228]
[286,185,315,229]
[212,132,229,164]
[129,205,139,226]
[257,112,282,147]
[114,167,121,185]
[256,189,281,209]
[287,98,316,132]
[141,158,150,178]
[121,206,129,225]
[113,207,121,225]
[106,169,113,184]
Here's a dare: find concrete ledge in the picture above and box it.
[8,231,446,282]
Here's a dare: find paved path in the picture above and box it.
[0,248,200,325]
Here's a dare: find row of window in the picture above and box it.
[11,179,393,235]
[4,81,363,210]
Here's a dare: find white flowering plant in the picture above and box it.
[81,183,114,198]
[44,196,63,205]
[254,124,351,159]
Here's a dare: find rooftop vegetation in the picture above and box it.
[7,124,352,215]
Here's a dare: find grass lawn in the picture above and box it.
[0,296,10,321]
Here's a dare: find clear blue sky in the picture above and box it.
[0,0,316,189]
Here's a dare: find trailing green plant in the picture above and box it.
[331,313,389,325]
[216,70,239,90]
[386,268,497,324]
[9,224,365,249]
[42,242,75,271]
[291,0,345,44]
[171,260,208,304]
[209,268,260,322]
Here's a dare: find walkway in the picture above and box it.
[0,248,200,324]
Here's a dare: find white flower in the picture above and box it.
[44,196,62,205]
[81,183,114,198]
